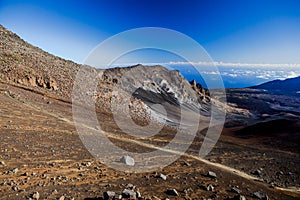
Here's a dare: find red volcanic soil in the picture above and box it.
[0,82,299,200]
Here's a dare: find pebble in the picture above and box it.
[83,162,91,167]
[12,168,19,174]
[126,183,134,189]
[253,170,262,176]
[32,191,40,200]
[103,191,116,200]
[207,184,214,191]
[22,172,29,176]
[234,194,246,200]
[157,173,167,181]
[120,155,135,166]
[253,191,269,200]
[166,188,179,196]
[122,188,136,199]
[231,187,241,194]
[208,171,217,179]
[136,191,142,198]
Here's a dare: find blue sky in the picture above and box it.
[0,0,300,87]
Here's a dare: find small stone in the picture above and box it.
[277,171,284,175]
[103,191,116,200]
[166,188,179,196]
[83,162,91,167]
[120,155,135,166]
[253,191,269,200]
[22,172,29,176]
[184,187,194,193]
[234,194,246,200]
[12,168,19,174]
[207,184,214,191]
[208,171,217,179]
[0,161,5,165]
[59,196,65,200]
[126,183,134,189]
[183,161,191,166]
[32,191,40,200]
[231,187,241,194]
[20,189,26,192]
[157,173,167,181]
[253,170,262,176]
[122,188,136,199]
[136,191,142,198]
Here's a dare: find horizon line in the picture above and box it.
[104,61,300,68]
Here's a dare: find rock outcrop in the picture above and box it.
[0,24,213,127]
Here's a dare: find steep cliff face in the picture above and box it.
[94,64,212,126]
[99,64,209,108]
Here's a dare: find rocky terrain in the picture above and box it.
[0,24,299,199]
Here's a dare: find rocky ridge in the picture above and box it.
[0,24,213,126]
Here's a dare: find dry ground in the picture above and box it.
[0,82,299,200]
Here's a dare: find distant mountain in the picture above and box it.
[251,76,300,92]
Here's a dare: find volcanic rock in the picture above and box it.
[120,155,135,166]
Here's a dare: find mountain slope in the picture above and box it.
[251,76,300,92]
[0,24,212,126]
[0,24,81,99]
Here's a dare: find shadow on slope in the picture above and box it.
[235,119,300,153]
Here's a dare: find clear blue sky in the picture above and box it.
[0,0,300,65]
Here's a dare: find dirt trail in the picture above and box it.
[4,89,300,196]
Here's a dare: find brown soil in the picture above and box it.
[0,82,299,200]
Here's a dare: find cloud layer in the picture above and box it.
[166,61,300,68]
[111,61,300,88]
[165,61,300,88]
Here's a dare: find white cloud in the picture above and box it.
[111,61,300,68]
[286,71,299,79]
[166,61,300,68]
[110,61,300,82]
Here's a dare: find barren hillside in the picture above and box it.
[0,24,299,199]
